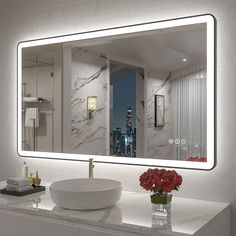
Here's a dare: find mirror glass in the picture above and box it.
[18,14,215,169]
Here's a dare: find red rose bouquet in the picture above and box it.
[139,168,182,205]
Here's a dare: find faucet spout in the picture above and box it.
[89,158,95,178]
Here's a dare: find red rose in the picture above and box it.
[139,168,183,194]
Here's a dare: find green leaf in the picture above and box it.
[150,193,172,204]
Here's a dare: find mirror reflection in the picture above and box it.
[21,22,208,162]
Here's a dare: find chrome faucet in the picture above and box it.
[89,158,95,178]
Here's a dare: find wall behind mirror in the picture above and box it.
[18,14,215,170]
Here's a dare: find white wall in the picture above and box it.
[0,0,235,235]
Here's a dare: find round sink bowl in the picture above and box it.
[50,178,122,210]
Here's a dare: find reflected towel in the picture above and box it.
[25,108,39,128]
[5,185,33,192]
[7,177,32,187]
[23,97,38,102]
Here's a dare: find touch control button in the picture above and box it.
[181,139,187,144]
[175,139,180,145]
[168,139,174,144]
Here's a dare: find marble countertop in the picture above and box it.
[0,181,229,236]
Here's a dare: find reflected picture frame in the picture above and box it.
[155,95,165,127]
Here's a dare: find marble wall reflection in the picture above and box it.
[71,48,108,155]
[136,68,145,157]
[146,69,175,159]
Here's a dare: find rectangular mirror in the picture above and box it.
[17,14,215,170]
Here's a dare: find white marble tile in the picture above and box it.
[136,68,145,157]
[146,71,175,160]
[71,48,108,155]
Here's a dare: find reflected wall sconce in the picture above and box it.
[87,96,97,114]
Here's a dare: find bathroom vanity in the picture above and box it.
[0,182,230,236]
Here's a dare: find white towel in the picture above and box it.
[5,185,33,192]
[7,177,32,187]
[25,108,39,128]
[23,97,38,102]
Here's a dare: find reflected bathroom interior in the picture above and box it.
[21,22,207,162]
[22,58,55,152]
[22,44,63,153]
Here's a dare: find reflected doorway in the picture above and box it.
[110,62,144,157]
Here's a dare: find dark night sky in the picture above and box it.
[111,67,136,132]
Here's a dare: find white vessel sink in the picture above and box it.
[50,178,122,210]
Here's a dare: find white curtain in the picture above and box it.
[171,69,207,160]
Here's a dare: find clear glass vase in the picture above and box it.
[152,210,172,229]
[150,193,172,217]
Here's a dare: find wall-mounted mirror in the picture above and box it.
[18,14,215,169]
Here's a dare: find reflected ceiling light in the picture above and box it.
[182,58,188,62]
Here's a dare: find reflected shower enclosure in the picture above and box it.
[22,54,60,152]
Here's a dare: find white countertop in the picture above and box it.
[0,181,229,236]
